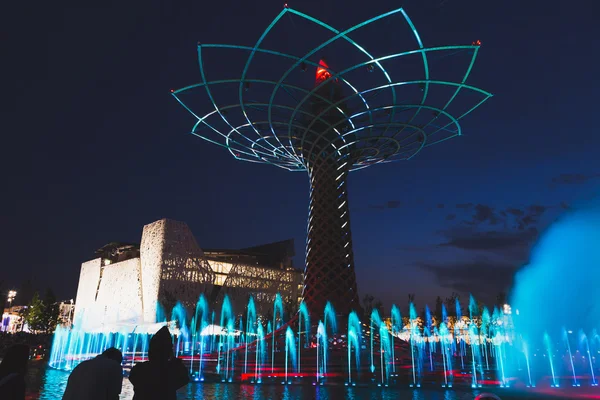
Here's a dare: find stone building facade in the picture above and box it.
[73,219,302,331]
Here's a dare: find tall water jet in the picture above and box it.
[193,294,209,380]
[171,302,188,358]
[271,293,284,374]
[316,321,327,384]
[468,295,483,387]
[563,328,579,386]
[347,311,361,385]
[580,330,598,386]
[298,301,310,374]
[438,323,452,387]
[210,311,215,353]
[522,338,533,387]
[455,298,465,370]
[425,305,434,372]
[379,323,392,386]
[218,295,233,377]
[284,326,297,384]
[323,301,337,334]
[543,331,558,387]
[255,323,265,383]
[481,307,491,370]
[323,301,337,374]
[391,304,402,375]
[226,319,235,382]
[245,296,257,374]
[370,309,382,374]
[491,306,507,387]
[409,302,422,387]
[468,323,481,387]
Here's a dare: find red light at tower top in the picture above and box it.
[315,59,331,85]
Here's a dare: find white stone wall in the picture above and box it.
[73,258,144,330]
[94,258,143,327]
[140,219,167,323]
[73,258,101,325]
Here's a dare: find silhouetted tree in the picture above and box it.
[24,289,60,334]
[42,289,60,333]
[362,293,383,317]
[434,296,443,322]
[24,292,45,332]
[445,292,460,317]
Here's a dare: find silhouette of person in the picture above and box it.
[62,347,123,400]
[0,344,29,400]
[129,326,189,400]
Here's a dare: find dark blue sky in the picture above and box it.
[2,0,598,309]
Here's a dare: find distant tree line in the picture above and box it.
[361,291,508,320]
[23,289,60,334]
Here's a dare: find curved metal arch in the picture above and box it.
[198,44,360,136]
[303,103,462,164]
[196,101,339,163]
[308,122,430,173]
[298,78,491,155]
[267,8,408,164]
[372,8,429,145]
[238,9,289,156]
[173,6,492,174]
[221,119,334,170]
[197,47,284,159]
[294,46,486,153]
[174,77,357,162]
[281,7,406,161]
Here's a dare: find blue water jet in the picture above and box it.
[271,293,284,374]
[298,301,310,374]
[347,311,361,384]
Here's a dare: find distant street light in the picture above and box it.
[7,290,17,307]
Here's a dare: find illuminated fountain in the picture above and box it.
[48,206,600,391]
[48,281,600,392]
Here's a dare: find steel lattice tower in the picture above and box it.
[172,6,492,316]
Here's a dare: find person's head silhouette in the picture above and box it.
[101,347,123,364]
[0,344,29,379]
[149,326,173,363]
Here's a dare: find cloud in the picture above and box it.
[472,204,500,225]
[368,200,402,210]
[450,202,549,232]
[551,173,600,185]
[456,203,473,209]
[438,228,538,252]
[506,208,524,217]
[417,259,518,302]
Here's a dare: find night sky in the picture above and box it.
[3,0,599,310]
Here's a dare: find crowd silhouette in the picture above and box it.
[0,325,190,400]
[0,344,29,400]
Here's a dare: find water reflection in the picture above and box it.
[29,361,528,400]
